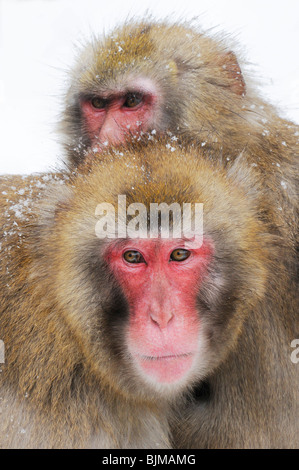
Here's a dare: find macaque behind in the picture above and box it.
[60,20,298,164]
[61,20,250,165]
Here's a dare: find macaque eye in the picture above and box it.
[91,97,106,109]
[123,93,143,108]
[170,249,191,262]
[123,250,145,264]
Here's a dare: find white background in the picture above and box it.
[0,0,298,174]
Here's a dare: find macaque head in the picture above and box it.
[61,20,247,167]
[47,140,268,399]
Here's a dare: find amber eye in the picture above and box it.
[123,93,143,108]
[170,249,191,262]
[91,97,106,109]
[123,250,145,264]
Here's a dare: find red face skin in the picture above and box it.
[105,237,212,385]
[81,84,158,148]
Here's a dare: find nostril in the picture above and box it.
[150,312,174,329]
[150,315,159,327]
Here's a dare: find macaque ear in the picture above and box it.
[219,51,246,96]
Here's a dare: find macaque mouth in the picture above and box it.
[138,352,194,361]
[133,351,197,384]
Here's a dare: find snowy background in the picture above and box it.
[0,0,298,174]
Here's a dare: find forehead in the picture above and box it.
[93,28,154,73]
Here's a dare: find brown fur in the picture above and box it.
[0,136,297,448]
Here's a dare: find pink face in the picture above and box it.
[81,80,159,148]
[105,237,213,386]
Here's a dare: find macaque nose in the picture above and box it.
[150,310,174,329]
[99,115,124,145]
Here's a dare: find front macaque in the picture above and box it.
[0,136,297,448]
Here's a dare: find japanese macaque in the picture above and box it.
[0,137,298,448]
[61,23,298,157]
[61,19,251,165]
